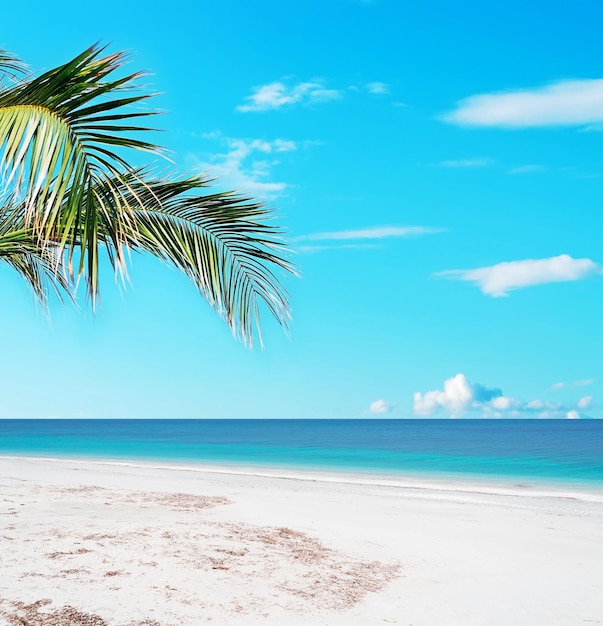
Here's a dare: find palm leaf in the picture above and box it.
[95,173,295,346]
[0,197,72,307]
[0,43,161,302]
[0,44,295,345]
[0,48,26,83]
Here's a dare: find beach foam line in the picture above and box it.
[2,453,603,504]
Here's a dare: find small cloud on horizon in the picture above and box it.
[578,396,593,409]
[414,373,592,418]
[549,378,595,390]
[573,378,595,387]
[367,399,394,415]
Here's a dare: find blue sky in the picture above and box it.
[1,0,602,418]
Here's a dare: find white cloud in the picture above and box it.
[368,399,393,414]
[366,81,390,95]
[192,133,296,198]
[437,254,600,297]
[526,399,544,410]
[566,410,580,419]
[573,378,595,387]
[578,396,593,409]
[237,80,343,112]
[413,374,502,417]
[414,373,591,418]
[491,396,513,410]
[296,243,378,254]
[442,79,603,128]
[550,378,594,390]
[298,225,444,242]
[436,157,493,168]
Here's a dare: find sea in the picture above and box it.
[0,419,602,490]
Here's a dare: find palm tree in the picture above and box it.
[0,44,293,346]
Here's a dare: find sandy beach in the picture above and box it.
[1,457,602,625]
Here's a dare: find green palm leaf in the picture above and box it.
[0,44,295,345]
[94,173,294,347]
[0,44,161,301]
[0,48,26,82]
[0,197,72,306]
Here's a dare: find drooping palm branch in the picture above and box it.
[0,196,72,306]
[0,48,26,82]
[95,172,293,346]
[0,44,294,345]
[0,44,160,300]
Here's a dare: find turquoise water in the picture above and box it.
[1,419,602,487]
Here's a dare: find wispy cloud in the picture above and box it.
[442,79,603,127]
[298,225,445,242]
[508,164,548,175]
[580,122,603,132]
[550,378,595,390]
[578,396,593,409]
[436,157,493,168]
[192,132,296,197]
[573,378,595,387]
[437,254,601,297]
[414,373,592,418]
[237,80,343,112]
[296,243,378,254]
[366,81,390,95]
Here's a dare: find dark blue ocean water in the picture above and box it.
[0,419,602,487]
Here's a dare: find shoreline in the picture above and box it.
[2,456,603,625]
[2,452,603,503]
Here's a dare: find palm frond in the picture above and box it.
[0,198,72,307]
[95,173,295,347]
[0,43,161,302]
[0,44,295,345]
[0,48,26,83]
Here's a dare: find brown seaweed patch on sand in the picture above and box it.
[278,559,401,610]
[81,533,117,541]
[46,548,92,560]
[0,599,161,626]
[61,486,106,496]
[239,525,331,564]
[54,486,230,512]
[0,599,107,626]
[138,492,230,511]
[223,522,402,610]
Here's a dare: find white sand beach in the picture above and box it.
[1,457,602,625]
